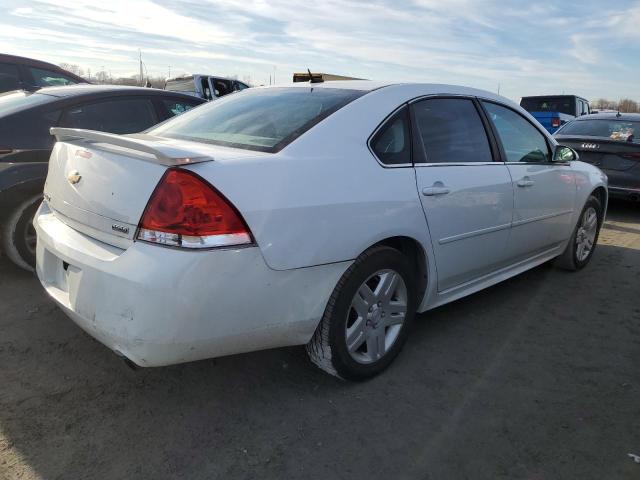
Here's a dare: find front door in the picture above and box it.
[481,101,576,261]
[412,97,514,292]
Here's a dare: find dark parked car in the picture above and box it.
[0,54,88,94]
[0,85,205,269]
[555,112,640,202]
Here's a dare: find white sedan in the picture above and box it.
[34,81,607,380]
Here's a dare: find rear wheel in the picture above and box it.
[306,246,417,380]
[555,195,602,271]
[1,195,41,271]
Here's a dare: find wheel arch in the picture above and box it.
[590,185,608,215]
[367,236,430,308]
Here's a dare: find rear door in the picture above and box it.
[481,101,576,262]
[411,97,514,292]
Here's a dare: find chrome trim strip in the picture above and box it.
[608,186,640,193]
[415,162,504,167]
[512,209,574,227]
[438,222,511,245]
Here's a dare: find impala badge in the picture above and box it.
[67,170,82,185]
[111,224,129,234]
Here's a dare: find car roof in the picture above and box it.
[34,84,203,100]
[0,53,87,82]
[576,112,640,121]
[257,81,515,103]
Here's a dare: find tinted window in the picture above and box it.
[558,119,640,143]
[483,102,550,162]
[520,96,575,116]
[0,63,20,92]
[234,81,249,91]
[161,99,200,117]
[412,98,493,163]
[60,98,158,134]
[29,67,78,87]
[370,107,411,165]
[149,87,365,152]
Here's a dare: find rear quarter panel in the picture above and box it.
[186,86,434,272]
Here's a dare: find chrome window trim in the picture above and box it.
[414,162,505,167]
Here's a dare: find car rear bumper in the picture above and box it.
[34,202,349,366]
[608,186,640,201]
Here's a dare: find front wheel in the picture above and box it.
[555,195,603,271]
[306,246,417,380]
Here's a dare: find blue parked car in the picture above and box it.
[520,95,590,134]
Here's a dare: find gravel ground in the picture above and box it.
[1,200,639,480]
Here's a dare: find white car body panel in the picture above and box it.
[34,81,608,367]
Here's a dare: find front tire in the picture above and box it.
[1,195,41,271]
[555,195,603,271]
[306,246,417,380]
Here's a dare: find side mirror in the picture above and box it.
[553,145,578,163]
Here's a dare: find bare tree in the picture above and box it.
[618,98,639,113]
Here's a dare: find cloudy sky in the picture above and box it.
[2,0,639,101]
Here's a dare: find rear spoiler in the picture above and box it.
[50,127,212,166]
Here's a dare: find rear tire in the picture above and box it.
[306,246,417,380]
[1,195,41,271]
[555,195,602,271]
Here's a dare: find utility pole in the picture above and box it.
[139,49,143,86]
[168,65,171,79]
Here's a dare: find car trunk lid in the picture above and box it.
[44,128,217,249]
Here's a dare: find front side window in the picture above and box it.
[412,98,493,163]
[370,106,411,165]
[483,101,550,163]
[148,87,365,152]
[29,67,78,87]
[0,62,21,92]
[60,97,158,134]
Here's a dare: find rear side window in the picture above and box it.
[370,106,411,165]
[0,109,61,149]
[60,98,158,134]
[161,99,200,117]
[482,101,550,163]
[412,98,493,163]
[149,87,365,153]
[0,63,20,92]
[29,67,78,87]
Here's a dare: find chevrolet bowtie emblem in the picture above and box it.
[67,170,82,185]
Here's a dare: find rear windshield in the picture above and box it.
[166,78,196,93]
[558,119,640,143]
[520,96,575,115]
[148,87,365,152]
[0,91,53,117]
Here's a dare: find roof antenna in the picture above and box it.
[307,68,323,83]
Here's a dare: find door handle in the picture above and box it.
[517,178,535,188]
[422,184,451,196]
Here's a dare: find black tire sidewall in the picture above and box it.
[328,247,417,380]
[11,198,40,268]
[570,196,603,270]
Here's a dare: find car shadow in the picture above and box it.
[0,201,639,479]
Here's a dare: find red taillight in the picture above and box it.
[621,152,640,160]
[137,168,252,249]
[551,118,561,128]
[0,147,13,155]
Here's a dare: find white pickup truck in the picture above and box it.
[165,74,250,101]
